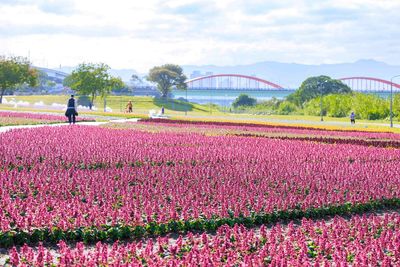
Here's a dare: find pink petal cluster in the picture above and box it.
[7,213,400,266]
[0,126,399,230]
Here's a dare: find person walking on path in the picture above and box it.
[65,95,78,124]
[126,100,133,113]
[350,111,356,124]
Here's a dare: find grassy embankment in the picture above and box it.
[1,95,221,118]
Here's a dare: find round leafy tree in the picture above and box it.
[64,63,125,109]
[288,75,351,107]
[0,56,38,104]
[147,64,187,98]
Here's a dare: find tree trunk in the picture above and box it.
[161,86,168,98]
[90,93,95,110]
[0,88,5,104]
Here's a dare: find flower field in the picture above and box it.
[0,111,92,126]
[0,121,399,265]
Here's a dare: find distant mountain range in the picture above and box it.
[51,59,400,89]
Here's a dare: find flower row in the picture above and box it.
[140,118,400,140]
[6,212,400,266]
[0,111,66,121]
[0,198,398,248]
[0,111,92,126]
[230,133,400,149]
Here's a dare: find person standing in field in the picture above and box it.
[65,94,78,124]
[350,111,355,124]
[126,100,133,113]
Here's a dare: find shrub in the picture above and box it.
[276,101,297,115]
[232,94,257,108]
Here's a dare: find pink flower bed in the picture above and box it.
[0,126,399,231]
[6,213,400,266]
[0,111,67,121]
[140,119,400,140]
[0,111,92,125]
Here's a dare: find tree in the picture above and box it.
[64,63,125,109]
[147,64,187,98]
[114,73,142,95]
[0,56,38,104]
[287,75,351,107]
[130,74,141,84]
[232,94,257,108]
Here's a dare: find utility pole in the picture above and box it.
[390,75,400,128]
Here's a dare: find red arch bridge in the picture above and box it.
[339,77,400,92]
[186,74,285,90]
[185,74,400,92]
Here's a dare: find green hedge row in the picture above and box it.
[0,198,398,248]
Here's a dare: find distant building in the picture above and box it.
[190,70,202,79]
[35,67,68,84]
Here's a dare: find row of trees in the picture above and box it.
[64,63,187,109]
[0,56,188,108]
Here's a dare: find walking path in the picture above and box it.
[0,119,139,133]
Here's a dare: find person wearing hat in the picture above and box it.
[65,94,78,124]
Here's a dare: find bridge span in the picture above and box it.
[338,77,400,92]
[186,74,285,90]
[185,74,400,92]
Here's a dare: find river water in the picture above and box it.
[172,89,295,106]
[171,89,393,107]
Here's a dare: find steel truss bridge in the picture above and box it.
[185,74,400,92]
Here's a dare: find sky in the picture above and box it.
[0,0,399,73]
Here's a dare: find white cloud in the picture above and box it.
[0,0,399,72]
